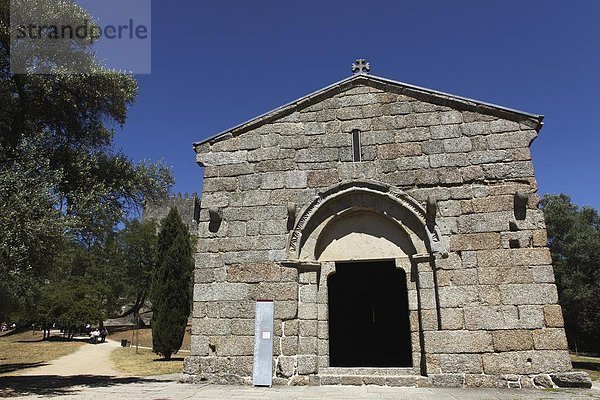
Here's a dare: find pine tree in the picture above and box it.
[151,208,194,360]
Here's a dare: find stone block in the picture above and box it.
[482,161,534,180]
[478,267,533,285]
[439,353,483,373]
[492,330,533,352]
[464,374,507,388]
[297,355,318,375]
[252,282,297,301]
[450,233,501,251]
[500,283,558,305]
[490,119,520,133]
[430,374,465,387]
[437,269,478,286]
[438,286,479,308]
[550,372,592,388]
[543,304,565,328]
[487,131,536,150]
[442,137,472,153]
[377,143,422,159]
[226,263,283,283]
[229,319,254,336]
[429,153,467,168]
[531,265,556,283]
[298,303,318,320]
[430,124,461,139]
[276,355,296,377]
[190,335,209,356]
[214,336,254,356]
[423,330,493,353]
[533,328,568,350]
[533,374,554,388]
[298,336,317,354]
[482,350,571,375]
[476,248,552,268]
[281,336,298,355]
[440,307,464,330]
[307,170,339,187]
[299,320,317,337]
[194,318,230,336]
[195,283,249,302]
[461,121,490,136]
[274,300,298,320]
[464,305,544,330]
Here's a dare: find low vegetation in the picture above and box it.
[0,331,84,376]
[110,327,191,351]
[571,354,600,382]
[109,347,184,376]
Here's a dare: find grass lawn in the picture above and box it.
[110,326,191,351]
[0,331,85,376]
[571,354,600,382]
[109,347,184,376]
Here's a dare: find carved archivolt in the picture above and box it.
[285,180,447,262]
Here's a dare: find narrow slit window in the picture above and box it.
[352,129,362,162]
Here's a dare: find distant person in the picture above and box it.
[90,328,100,344]
[100,327,108,343]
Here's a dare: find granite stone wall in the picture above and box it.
[182,78,587,388]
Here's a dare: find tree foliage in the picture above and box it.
[0,0,173,319]
[151,208,193,360]
[540,194,600,353]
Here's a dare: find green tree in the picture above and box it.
[151,208,193,360]
[0,0,173,317]
[119,219,159,318]
[540,194,600,353]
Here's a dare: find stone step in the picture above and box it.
[317,374,429,387]
[320,367,418,376]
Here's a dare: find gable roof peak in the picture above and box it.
[193,72,543,150]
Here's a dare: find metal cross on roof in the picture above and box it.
[351,59,370,74]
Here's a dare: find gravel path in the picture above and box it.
[20,338,122,377]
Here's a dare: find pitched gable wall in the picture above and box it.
[185,83,573,387]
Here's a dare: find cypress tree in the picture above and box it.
[151,208,193,360]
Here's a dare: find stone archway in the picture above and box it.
[281,180,447,376]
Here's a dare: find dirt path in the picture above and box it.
[21,338,122,377]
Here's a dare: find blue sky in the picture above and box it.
[112,1,600,210]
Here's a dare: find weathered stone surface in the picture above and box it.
[482,350,571,374]
[188,76,568,386]
[195,283,249,302]
[297,355,318,375]
[430,374,464,388]
[550,372,592,388]
[533,328,568,350]
[439,353,482,373]
[464,305,545,330]
[424,330,493,353]
[543,304,565,328]
[492,330,533,352]
[464,374,508,388]
[276,356,296,377]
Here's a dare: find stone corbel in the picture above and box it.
[514,191,528,221]
[208,207,223,232]
[287,202,296,231]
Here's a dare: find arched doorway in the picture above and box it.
[283,180,447,375]
[328,260,412,367]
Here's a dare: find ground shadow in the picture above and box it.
[16,336,93,344]
[0,362,49,374]
[573,361,600,371]
[0,375,173,397]
[153,357,185,362]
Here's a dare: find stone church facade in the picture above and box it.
[183,64,586,388]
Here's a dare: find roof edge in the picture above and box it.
[193,74,544,151]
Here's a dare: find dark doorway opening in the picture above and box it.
[328,260,412,367]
